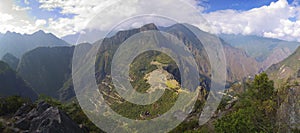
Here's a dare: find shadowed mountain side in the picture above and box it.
[17,46,75,100]
[1,53,19,70]
[0,61,37,101]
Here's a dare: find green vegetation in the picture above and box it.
[215,73,277,133]
[111,90,178,119]
[166,80,180,90]
[0,122,3,131]
[129,51,176,93]
[0,96,30,116]
[109,51,180,119]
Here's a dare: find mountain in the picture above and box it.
[266,46,300,86]
[0,30,70,58]
[219,34,300,69]
[0,61,37,101]
[222,43,259,81]
[17,46,75,100]
[71,23,261,131]
[1,53,19,70]
[160,24,260,81]
[16,24,259,102]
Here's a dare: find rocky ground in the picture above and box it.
[0,101,87,133]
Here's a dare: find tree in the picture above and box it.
[215,73,277,133]
[248,72,275,101]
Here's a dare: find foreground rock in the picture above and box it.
[277,87,300,132]
[13,101,85,133]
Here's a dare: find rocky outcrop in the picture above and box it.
[277,87,300,132]
[13,101,85,133]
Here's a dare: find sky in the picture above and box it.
[1,0,300,42]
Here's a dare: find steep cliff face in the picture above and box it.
[277,86,300,132]
[223,44,259,81]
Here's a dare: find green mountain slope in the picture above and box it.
[0,61,37,101]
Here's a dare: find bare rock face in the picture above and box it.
[223,44,259,81]
[277,87,300,132]
[262,47,292,70]
[14,101,85,133]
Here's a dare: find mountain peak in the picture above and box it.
[4,31,20,37]
[140,23,158,31]
[32,30,46,35]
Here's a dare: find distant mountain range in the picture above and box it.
[0,30,70,58]
[0,61,37,101]
[220,34,300,69]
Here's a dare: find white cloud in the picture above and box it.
[203,0,300,42]
[2,0,300,43]
[0,13,14,22]
[12,5,31,11]
[36,0,206,37]
[35,19,47,27]
[0,1,38,34]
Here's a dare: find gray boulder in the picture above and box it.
[14,101,85,133]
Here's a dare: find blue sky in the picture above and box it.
[201,0,295,12]
[16,0,76,21]
[1,0,300,42]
